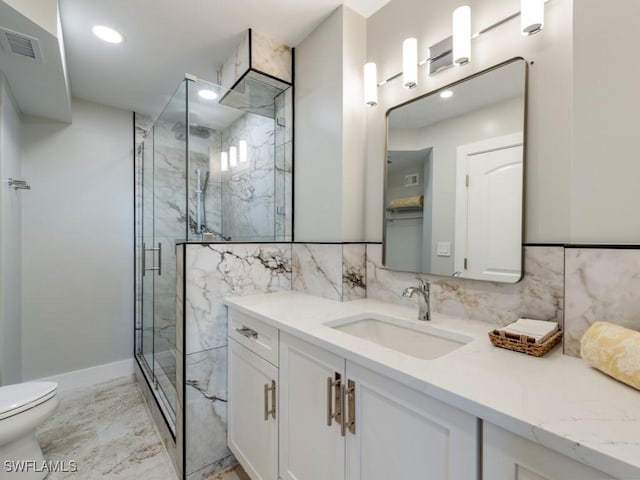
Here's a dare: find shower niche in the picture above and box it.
[134,49,293,478]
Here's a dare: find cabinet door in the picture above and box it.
[228,338,278,480]
[483,422,616,480]
[345,361,478,480]
[279,332,345,480]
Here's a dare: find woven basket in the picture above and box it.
[488,329,563,357]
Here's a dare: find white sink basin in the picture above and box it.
[325,314,472,360]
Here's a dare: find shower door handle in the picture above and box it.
[143,243,162,276]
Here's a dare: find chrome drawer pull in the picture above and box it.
[235,326,258,339]
[264,380,276,420]
[326,372,342,427]
[342,379,356,436]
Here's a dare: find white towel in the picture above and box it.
[498,318,559,344]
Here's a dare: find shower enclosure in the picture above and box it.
[134,74,292,436]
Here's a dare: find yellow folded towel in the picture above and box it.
[390,195,424,209]
[580,321,640,391]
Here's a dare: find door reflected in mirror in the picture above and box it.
[383,58,527,283]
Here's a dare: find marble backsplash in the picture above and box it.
[292,243,366,302]
[564,248,640,357]
[366,244,565,328]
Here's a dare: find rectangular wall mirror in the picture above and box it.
[383,58,527,283]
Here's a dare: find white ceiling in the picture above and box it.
[58,0,390,120]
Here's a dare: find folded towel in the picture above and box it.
[581,321,640,391]
[390,195,424,209]
[497,318,559,344]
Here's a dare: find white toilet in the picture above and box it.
[0,382,58,480]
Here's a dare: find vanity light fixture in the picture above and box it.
[92,25,124,44]
[198,89,218,100]
[521,0,544,35]
[221,151,229,172]
[452,6,471,66]
[362,0,547,106]
[239,140,248,163]
[439,90,453,99]
[364,62,378,106]
[402,38,418,89]
[229,146,238,167]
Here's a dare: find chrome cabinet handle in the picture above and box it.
[326,373,342,427]
[264,380,276,421]
[341,379,356,436]
[235,326,258,339]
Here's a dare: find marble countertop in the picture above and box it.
[224,291,640,478]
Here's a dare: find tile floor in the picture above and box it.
[37,375,248,480]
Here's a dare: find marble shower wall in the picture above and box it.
[219,112,276,241]
[275,88,293,240]
[182,243,292,480]
[564,248,640,357]
[366,244,565,327]
[292,244,366,301]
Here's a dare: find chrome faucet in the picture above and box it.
[402,278,431,321]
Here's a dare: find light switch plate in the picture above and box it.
[437,241,451,257]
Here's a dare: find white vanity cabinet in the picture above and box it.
[228,311,279,480]
[279,332,478,480]
[483,423,616,480]
[345,361,477,480]
[279,332,345,480]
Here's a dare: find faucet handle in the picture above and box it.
[415,277,428,291]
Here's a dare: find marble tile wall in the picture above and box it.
[183,243,292,479]
[564,248,640,357]
[217,30,292,90]
[275,88,293,241]
[366,244,565,327]
[219,113,277,241]
[292,243,366,302]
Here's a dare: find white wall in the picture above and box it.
[295,8,344,241]
[571,0,640,242]
[365,0,573,243]
[341,7,367,241]
[0,74,23,384]
[21,98,133,380]
[295,6,367,242]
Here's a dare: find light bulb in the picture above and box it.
[92,25,124,44]
[221,152,229,172]
[364,62,378,106]
[239,140,248,163]
[521,0,544,35]
[229,146,237,167]
[453,6,471,66]
[402,38,418,89]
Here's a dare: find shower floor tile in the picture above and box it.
[37,375,247,480]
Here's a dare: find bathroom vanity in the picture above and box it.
[226,292,640,480]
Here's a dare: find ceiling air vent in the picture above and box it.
[0,27,43,62]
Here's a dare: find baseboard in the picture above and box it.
[34,358,134,391]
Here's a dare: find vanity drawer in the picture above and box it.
[228,309,278,366]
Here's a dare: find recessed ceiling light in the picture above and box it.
[92,25,123,44]
[198,89,218,100]
[440,90,453,99]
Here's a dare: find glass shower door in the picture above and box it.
[141,134,155,374]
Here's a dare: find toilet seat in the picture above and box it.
[0,382,57,421]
